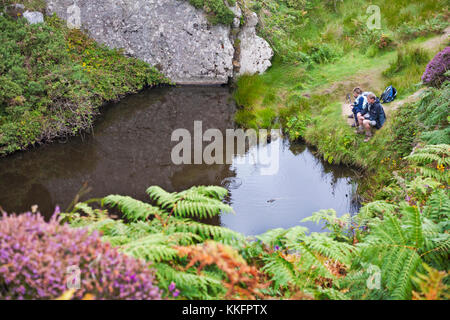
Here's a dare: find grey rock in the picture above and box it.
[23,11,44,24]
[237,12,273,76]
[45,0,273,84]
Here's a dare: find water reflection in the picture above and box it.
[0,86,360,235]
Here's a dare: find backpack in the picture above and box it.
[380,85,397,103]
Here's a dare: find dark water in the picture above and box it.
[0,86,360,235]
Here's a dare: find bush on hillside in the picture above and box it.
[422,47,450,87]
[0,212,162,300]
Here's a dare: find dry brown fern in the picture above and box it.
[176,241,270,299]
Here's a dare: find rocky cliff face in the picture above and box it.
[45,0,273,84]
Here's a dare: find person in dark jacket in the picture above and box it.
[356,93,386,142]
[349,87,366,127]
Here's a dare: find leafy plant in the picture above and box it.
[406,144,449,183]
[65,185,245,299]
[416,82,450,144]
[187,0,237,25]
[422,47,450,87]
[412,263,450,300]
[176,241,268,299]
[284,114,311,140]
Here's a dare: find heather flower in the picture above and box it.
[173,290,180,298]
[422,47,450,87]
[0,212,163,300]
[168,282,176,292]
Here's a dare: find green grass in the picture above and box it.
[187,0,237,25]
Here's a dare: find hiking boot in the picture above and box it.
[355,127,364,134]
[364,132,373,142]
[348,114,354,118]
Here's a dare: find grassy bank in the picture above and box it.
[0,5,169,156]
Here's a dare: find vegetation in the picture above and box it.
[61,186,250,300]
[0,8,169,156]
[49,138,448,300]
[422,47,450,87]
[0,0,448,301]
[186,0,237,25]
[0,212,162,300]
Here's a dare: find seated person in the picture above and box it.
[349,87,366,127]
[356,93,386,142]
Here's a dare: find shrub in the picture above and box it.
[422,47,450,87]
[384,46,430,77]
[397,15,449,41]
[416,83,450,144]
[284,114,311,140]
[187,0,236,25]
[0,212,162,300]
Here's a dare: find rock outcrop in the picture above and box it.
[237,12,273,76]
[45,0,273,84]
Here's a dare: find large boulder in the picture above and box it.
[45,0,273,84]
[237,12,273,76]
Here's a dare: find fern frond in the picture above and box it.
[358,201,397,221]
[121,234,178,262]
[391,250,422,300]
[146,185,234,218]
[257,228,290,247]
[167,232,203,246]
[169,219,244,244]
[423,189,450,222]
[288,240,332,278]
[316,287,350,300]
[261,254,298,289]
[174,199,233,219]
[181,186,229,200]
[403,206,424,248]
[146,186,181,209]
[102,195,165,221]
[302,233,354,266]
[154,263,224,299]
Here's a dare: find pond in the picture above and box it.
[0,86,361,235]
